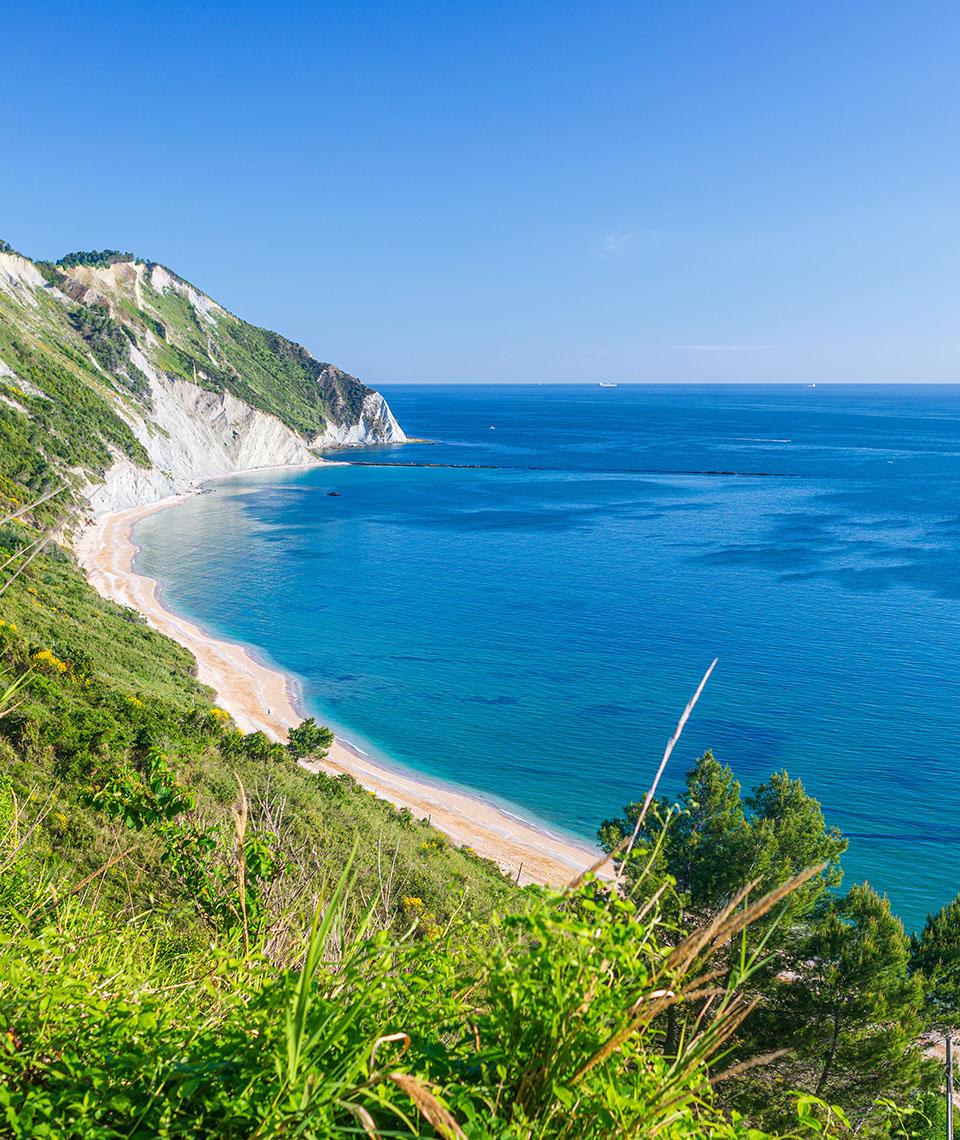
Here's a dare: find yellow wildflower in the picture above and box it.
[420,917,443,941]
[401,897,441,940]
[32,648,68,674]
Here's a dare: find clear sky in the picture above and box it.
[5,2,960,383]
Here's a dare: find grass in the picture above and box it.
[0,769,833,1138]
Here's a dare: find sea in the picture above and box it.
[134,384,960,930]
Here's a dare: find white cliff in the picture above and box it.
[312,390,407,447]
[84,349,408,515]
[0,252,47,306]
[0,247,408,519]
[86,368,321,516]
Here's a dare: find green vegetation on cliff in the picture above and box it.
[57,250,376,438]
[0,243,388,526]
[57,250,137,269]
[0,282,149,512]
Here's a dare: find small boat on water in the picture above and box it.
[599,382,618,388]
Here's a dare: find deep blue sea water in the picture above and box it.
[134,384,960,929]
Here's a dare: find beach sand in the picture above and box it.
[75,494,599,887]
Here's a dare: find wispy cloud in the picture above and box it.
[601,230,633,256]
[673,343,778,352]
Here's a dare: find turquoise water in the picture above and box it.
[134,384,960,929]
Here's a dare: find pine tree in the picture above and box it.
[747,770,847,926]
[599,753,844,929]
[912,892,960,1029]
[768,883,930,1124]
[600,757,932,1128]
[286,717,334,760]
[671,750,754,921]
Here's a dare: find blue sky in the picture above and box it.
[5,2,960,382]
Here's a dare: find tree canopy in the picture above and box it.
[287,716,335,761]
[913,892,960,1029]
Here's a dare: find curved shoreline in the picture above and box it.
[74,494,599,887]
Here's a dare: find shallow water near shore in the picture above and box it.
[134,383,960,929]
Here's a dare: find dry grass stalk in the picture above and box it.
[370,1032,410,1069]
[340,1101,381,1138]
[375,835,401,924]
[0,528,54,576]
[232,774,250,958]
[573,991,679,1082]
[63,845,138,903]
[561,665,823,1104]
[707,861,825,948]
[0,483,66,529]
[573,862,825,1089]
[695,866,821,976]
[385,1072,466,1140]
[709,1048,790,1086]
[688,996,758,1060]
[634,881,669,925]
[666,878,762,976]
[614,657,718,890]
[666,861,825,978]
[0,535,53,598]
[641,966,726,1016]
[567,659,717,891]
[644,1000,759,1124]
[1,787,57,876]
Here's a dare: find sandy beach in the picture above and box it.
[75,493,598,887]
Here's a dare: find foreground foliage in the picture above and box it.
[1,774,848,1140]
[0,526,954,1135]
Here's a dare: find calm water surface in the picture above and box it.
[135,384,960,928]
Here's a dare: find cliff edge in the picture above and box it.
[0,243,405,517]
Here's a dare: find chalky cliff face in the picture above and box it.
[0,248,405,516]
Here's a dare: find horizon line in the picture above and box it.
[370,379,960,386]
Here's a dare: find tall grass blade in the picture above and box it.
[567,659,717,890]
[285,843,357,1086]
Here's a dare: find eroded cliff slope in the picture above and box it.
[0,244,405,516]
